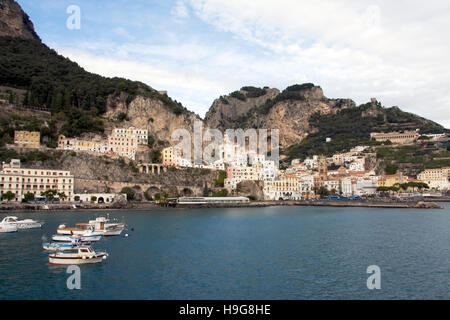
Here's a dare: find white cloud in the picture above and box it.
[51,1,450,128]
[113,27,134,40]
[183,0,450,128]
[171,0,190,22]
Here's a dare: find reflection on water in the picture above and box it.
[1,205,450,299]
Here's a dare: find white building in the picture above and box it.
[112,127,148,146]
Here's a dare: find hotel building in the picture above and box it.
[0,159,74,202]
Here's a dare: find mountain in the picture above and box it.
[205,85,446,161]
[205,84,356,148]
[1,0,446,161]
[0,0,199,149]
[0,0,39,40]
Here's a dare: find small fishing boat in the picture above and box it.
[1,216,43,229]
[83,216,125,236]
[48,246,108,265]
[57,224,101,236]
[52,233,100,243]
[43,239,82,251]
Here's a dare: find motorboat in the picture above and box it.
[84,216,125,236]
[52,233,100,243]
[1,216,43,229]
[57,224,101,236]
[48,246,108,265]
[43,239,82,251]
[56,223,103,237]
[0,220,18,233]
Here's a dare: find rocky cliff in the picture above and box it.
[0,0,40,40]
[205,84,355,148]
[104,94,200,144]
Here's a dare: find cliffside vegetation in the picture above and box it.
[0,36,189,138]
[284,102,446,162]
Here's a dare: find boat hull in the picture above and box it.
[0,225,18,233]
[57,229,85,235]
[52,235,100,242]
[48,253,108,265]
[43,243,78,251]
[103,229,123,236]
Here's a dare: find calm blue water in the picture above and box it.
[1,204,450,300]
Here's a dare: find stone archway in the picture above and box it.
[146,186,161,197]
[181,188,194,197]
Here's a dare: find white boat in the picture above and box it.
[0,221,18,233]
[43,239,81,251]
[57,224,102,236]
[48,246,108,265]
[52,233,101,243]
[1,216,43,229]
[84,216,125,236]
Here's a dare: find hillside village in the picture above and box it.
[1,0,450,206]
[1,121,449,204]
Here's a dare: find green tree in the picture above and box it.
[216,170,227,187]
[150,149,161,163]
[120,187,136,201]
[58,192,67,201]
[2,191,16,202]
[316,186,329,197]
[202,184,210,197]
[91,196,98,202]
[41,189,57,201]
[385,163,398,175]
[147,135,156,148]
[24,192,35,203]
[74,196,80,202]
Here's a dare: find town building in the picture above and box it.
[377,172,409,188]
[0,159,74,202]
[14,131,40,149]
[58,126,148,160]
[370,131,420,144]
[162,147,174,166]
[112,127,148,146]
[263,174,300,200]
[74,193,126,204]
[417,167,450,190]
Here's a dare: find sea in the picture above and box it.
[1,204,450,300]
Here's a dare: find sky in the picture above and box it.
[17,0,450,128]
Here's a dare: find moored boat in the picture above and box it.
[1,216,43,229]
[52,233,100,243]
[0,221,18,233]
[43,239,81,251]
[85,216,125,236]
[48,246,108,265]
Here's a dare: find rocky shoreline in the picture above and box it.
[0,200,442,212]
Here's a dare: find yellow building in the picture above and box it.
[14,131,40,149]
[58,135,95,151]
[370,131,419,144]
[162,147,174,166]
[377,172,408,187]
[0,160,74,202]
